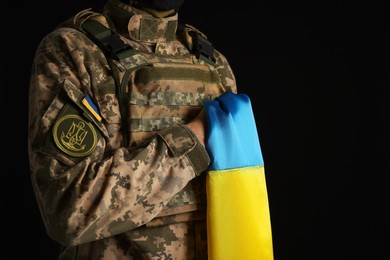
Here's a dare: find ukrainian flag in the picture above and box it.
[204,91,273,260]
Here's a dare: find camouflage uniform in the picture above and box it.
[28,0,237,259]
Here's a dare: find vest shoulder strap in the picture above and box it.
[58,9,138,66]
[177,24,216,66]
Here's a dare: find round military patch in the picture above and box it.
[52,114,98,157]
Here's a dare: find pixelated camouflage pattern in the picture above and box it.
[28,0,237,258]
[127,13,178,42]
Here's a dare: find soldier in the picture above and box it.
[28,0,238,259]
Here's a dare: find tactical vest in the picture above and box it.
[62,9,229,144]
[60,8,232,218]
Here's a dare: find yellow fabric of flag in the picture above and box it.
[207,166,273,260]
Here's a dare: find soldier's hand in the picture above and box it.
[185,109,206,148]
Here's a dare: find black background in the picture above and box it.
[4,0,389,259]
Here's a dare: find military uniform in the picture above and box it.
[28,0,237,258]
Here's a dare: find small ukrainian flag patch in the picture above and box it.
[82,95,102,122]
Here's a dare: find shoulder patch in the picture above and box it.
[52,114,98,157]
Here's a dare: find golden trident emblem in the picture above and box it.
[61,121,87,151]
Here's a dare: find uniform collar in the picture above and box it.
[104,0,178,43]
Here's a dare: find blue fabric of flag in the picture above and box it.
[203,91,263,170]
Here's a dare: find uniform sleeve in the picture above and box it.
[28,28,210,246]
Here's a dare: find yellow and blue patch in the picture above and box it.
[82,95,102,122]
